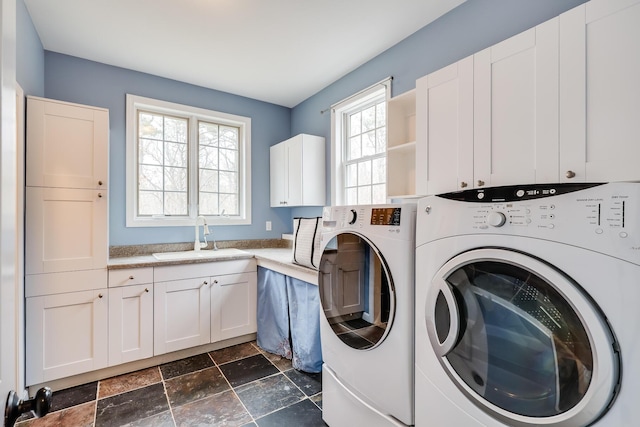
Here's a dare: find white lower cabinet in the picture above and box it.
[154,276,212,355]
[26,259,258,384]
[26,289,108,385]
[153,259,258,356]
[108,267,154,365]
[211,272,257,342]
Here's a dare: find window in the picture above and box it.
[126,95,251,227]
[331,79,390,205]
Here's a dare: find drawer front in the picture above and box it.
[108,267,154,288]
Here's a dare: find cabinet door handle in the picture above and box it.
[98,193,103,198]
[98,293,103,298]
[201,281,208,287]
[477,180,485,187]
[460,181,468,188]
[565,170,576,179]
[144,288,149,293]
[98,180,103,186]
[213,280,219,285]
[129,276,134,280]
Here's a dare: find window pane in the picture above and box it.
[164,167,187,192]
[345,187,356,205]
[199,169,218,192]
[165,192,188,215]
[139,112,163,140]
[349,112,361,136]
[139,139,163,165]
[199,122,219,146]
[165,117,187,143]
[358,161,371,186]
[139,165,163,190]
[165,142,187,167]
[219,126,239,149]
[376,128,386,153]
[219,194,238,215]
[372,157,386,184]
[376,102,386,128]
[358,186,372,204]
[362,131,376,157]
[219,148,238,171]
[346,163,358,187]
[349,135,361,160]
[139,191,163,215]
[199,146,218,169]
[199,192,219,215]
[372,184,386,204]
[219,171,238,193]
[362,106,376,132]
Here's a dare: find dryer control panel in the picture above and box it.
[321,203,416,241]
[418,183,640,265]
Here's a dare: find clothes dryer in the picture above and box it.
[415,183,639,427]
[319,204,416,426]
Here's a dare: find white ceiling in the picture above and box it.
[24,0,465,107]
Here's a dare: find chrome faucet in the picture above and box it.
[194,216,210,251]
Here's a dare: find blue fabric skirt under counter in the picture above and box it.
[256,267,323,373]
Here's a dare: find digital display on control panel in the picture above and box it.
[371,208,401,226]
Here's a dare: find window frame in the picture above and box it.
[125,94,252,227]
[331,79,391,206]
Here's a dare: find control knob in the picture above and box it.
[348,209,357,225]
[487,211,507,227]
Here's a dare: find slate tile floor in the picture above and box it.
[16,342,326,427]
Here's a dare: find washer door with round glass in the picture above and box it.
[425,248,620,427]
[319,232,395,350]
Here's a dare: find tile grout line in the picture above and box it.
[208,351,258,426]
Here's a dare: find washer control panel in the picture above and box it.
[419,183,640,265]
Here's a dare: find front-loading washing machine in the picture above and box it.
[319,203,416,426]
[415,183,640,427]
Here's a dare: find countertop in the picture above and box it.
[108,247,319,285]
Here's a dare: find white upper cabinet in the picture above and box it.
[26,96,108,190]
[270,134,325,207]
[474,18,559,187]
[416,17,559,196]
[559,0,640,182]
[416,56,473,196]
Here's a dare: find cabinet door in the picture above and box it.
[26,97,108,189]
[109,284,153,366]
[154,277,210,355]
[416,56,473,196]
[25,187,107,274]
[26,289,108,385]
[270,135,325,207]
[286,139,303,206]
[211,272,257,342]
[270,142,286,207]
[474,19,559,187]
[559,0,640,182]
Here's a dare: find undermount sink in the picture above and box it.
[152,248,250,261]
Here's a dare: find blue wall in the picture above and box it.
[44,53,292,245]
[290,0,587,219]
[16,0,44,96]
[17,0,588,245]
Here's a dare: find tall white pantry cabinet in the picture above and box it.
[25,97,109,385]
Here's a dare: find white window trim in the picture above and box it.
[330,78,391,206]
[125,94,252,227]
